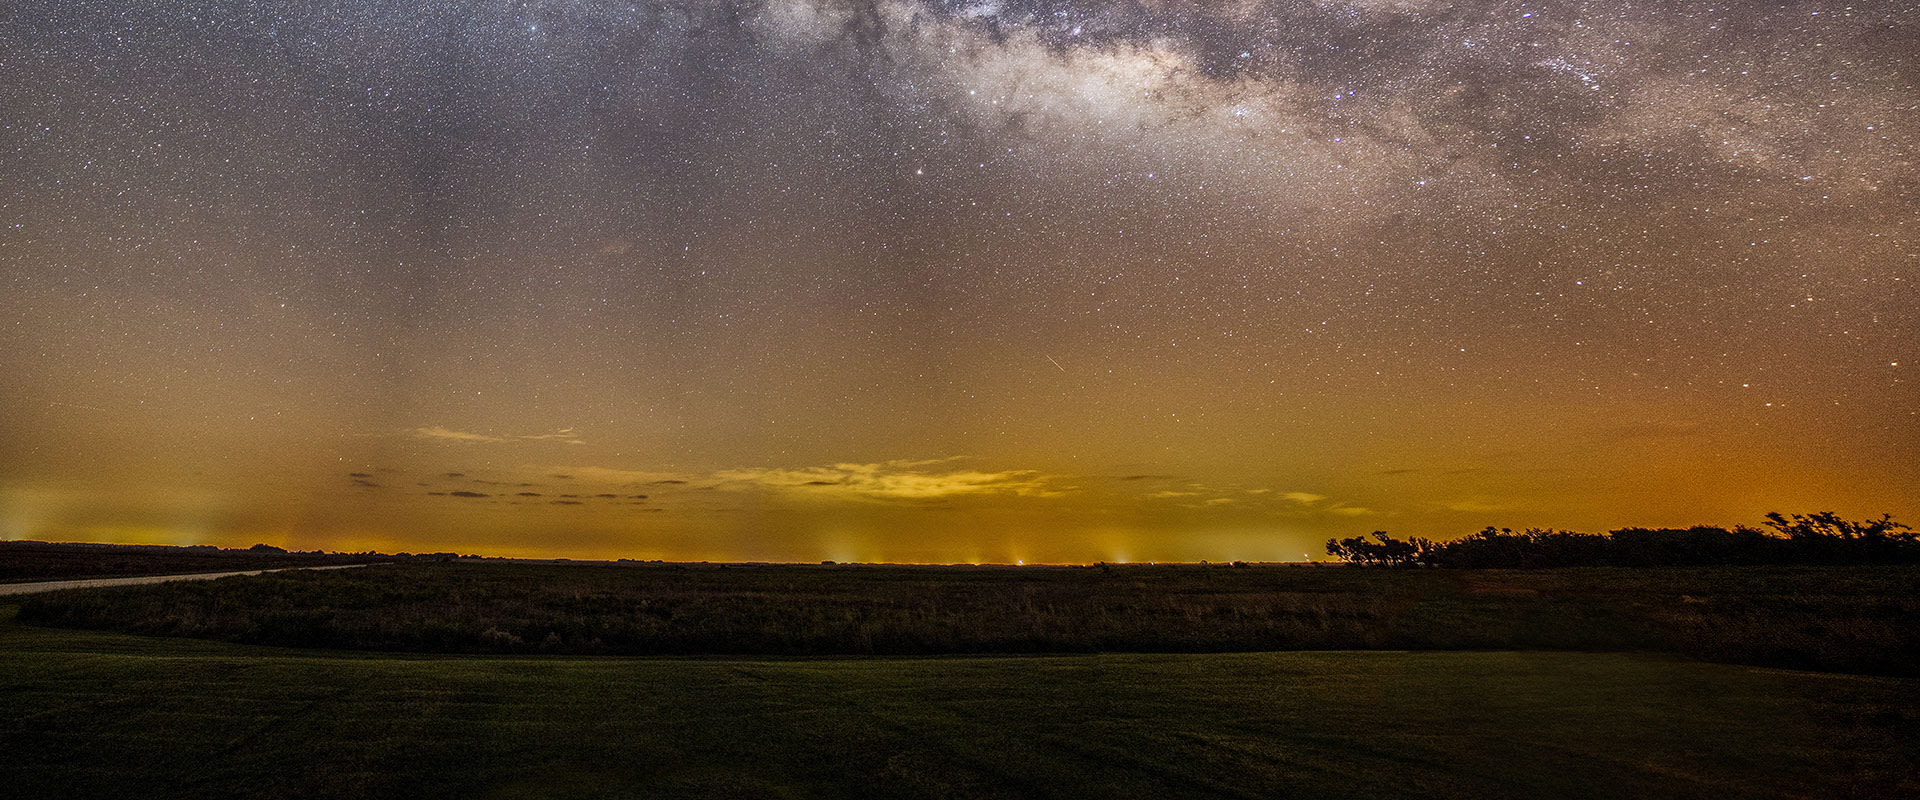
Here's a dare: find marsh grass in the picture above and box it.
[18,562,1919,674]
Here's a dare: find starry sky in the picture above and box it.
[2,0,1914,562]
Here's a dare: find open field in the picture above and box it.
[18,562,1920,675]
[0,563,374,597]
[2,605,1915,799]
[0,541,385,583]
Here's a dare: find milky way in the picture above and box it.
[2,0,1914,561]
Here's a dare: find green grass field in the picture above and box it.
[3,604,1916,799]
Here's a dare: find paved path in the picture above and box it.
[0,563,376,597]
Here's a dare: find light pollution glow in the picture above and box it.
[1,0,1914,562]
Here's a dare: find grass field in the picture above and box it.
[20,562,1920,674]
[0,541,383,583]
[3,603,1916,799]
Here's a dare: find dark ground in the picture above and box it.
[0,540,385,582]
[2,606,1915,800]
[17,561,1920,675]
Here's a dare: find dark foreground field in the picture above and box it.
[2,606,1915,800]
[0,540,383,583]
[19,562,1920,674]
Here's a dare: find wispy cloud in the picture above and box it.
[412,426,585,445]
[539,466,696,486]
[1144,484,1374,517]
[520,428,586,444]
[714,460,1064,500]
[414,426,506,443]
[497,458,1062,506]
[1274,491,1372,516]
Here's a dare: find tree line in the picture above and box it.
[1327,512,1917,568]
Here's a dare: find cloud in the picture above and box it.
[1147,486,1363,511]
[714,459,1064,500]
[448,491,489,498]
[521,428,585,444]
[414,427,506,443]
[411,427,586,445]
[539,466,695,486]
[1447,499,1510,513]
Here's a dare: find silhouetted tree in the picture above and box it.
[1763,511,1910,541]
[1763,511,1917,564]
[1342,513,1915,569]
[1326,531,1432,567]
[1606,525,1778,566]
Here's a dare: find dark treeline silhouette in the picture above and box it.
[1328,512,1918,568]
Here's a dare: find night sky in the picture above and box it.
[3,0,1913,562]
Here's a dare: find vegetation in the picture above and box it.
[9,540,1916,796]
[18,561,1920,675]
[0,540,388,583]
[1328,512,1918,569]
[2,609,1915,800]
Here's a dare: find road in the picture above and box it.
[0,563,376,597]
